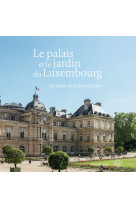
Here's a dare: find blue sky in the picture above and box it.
[0,36,136,116]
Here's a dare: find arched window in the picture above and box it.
[20,145,25,153]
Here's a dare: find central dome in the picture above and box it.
[25,94,46,111]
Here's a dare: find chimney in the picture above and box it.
[50,107,56,115]
[61,109,67,114]
[95,102,101,107]
[84,99,91,110]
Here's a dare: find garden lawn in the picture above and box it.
[74,158,136,168]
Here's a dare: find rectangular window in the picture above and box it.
[53,146,59,152]
[42,129,46,140]
[97,134,100,141]
[97,149,100,154]
[71,133,74,141]
[109,123,111,129]
[54,122,56,126]
[87,121,90,127]
[63,146,67,152]
[97,146,100,154]
[71,146,74,153]
[79,146,82,152]
[87,134,90,142]
[54,132,57,141]
[7,128,11,138]
[20,129,24,138]
[73,123,75,128]
[79,134,82,141]
[109,134,112,142]
[80,122,82,128]
[61,123,65,127]
[103,121,106,129]
[103,133,106,142]
[11,115,15,121]
[97,120,99,128]
[63,133,66,141]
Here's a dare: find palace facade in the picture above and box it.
[0,93,114,156]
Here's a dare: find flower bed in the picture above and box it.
[69,162,136,172]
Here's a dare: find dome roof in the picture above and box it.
[25,94,46,111]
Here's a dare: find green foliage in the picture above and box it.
[117,146,124,155]
[48,151,69,171]
[105,147,112,156]
[114,112,136,150]
[4,148,25,168]
[42,146,53,156]
[2,145,13,156]
[87,147,95,157]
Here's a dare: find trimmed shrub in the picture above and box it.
[48,151,69,172]
[42,146,53,160]
[117,146,124,156]
[4,148,25,168]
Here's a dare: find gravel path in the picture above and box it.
[0,160,97,172]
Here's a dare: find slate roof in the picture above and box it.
[72,103,107,117]
[2,102,25,111]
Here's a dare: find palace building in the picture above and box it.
[0,93,114,156]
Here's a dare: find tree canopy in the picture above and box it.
[3,147,25,168]
[116,146,124,155]
[105,147,112,156]
[114,112,136,150]
[87,147,95,157]
[42,146,53,156]
[2,145,13,156]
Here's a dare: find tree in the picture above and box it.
[117,146,124,156]
[48,151,69,172]
[42,146,53,159]
[105,147,112,156]
[87,147,95,158]
[4,148,25,168]
[114,112,136,150]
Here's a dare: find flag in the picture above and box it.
[36,87,40,91]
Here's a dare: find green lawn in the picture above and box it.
[74,158,136,168]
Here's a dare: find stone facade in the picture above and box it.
[0,94,114,156]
